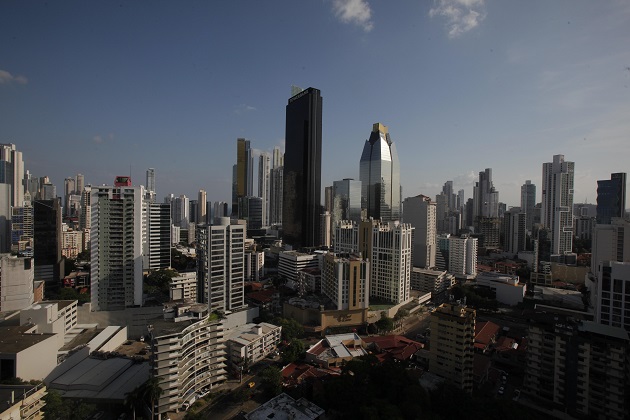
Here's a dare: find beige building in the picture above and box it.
[0,383,47,420]
[225,322,281,367]
[428,303,475,393]
[20,300,78,337]
[411,268,455,301]
[150,302,227,415]
[321,253,369,311]
[169,271,197,301]
[0,254,34,312]
[0,325,60,381]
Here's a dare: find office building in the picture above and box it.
[10,204,33,255]
[269,166,283,226]
[369,220,412,304]
[171,195,189,229]
[448,235,477,278]
[473,168,499,221]
[90,179,145,311]
[196,218,245,312]
[277,251,320,284]
[402,195,437,269]
[76,173,84,196]
[245,249,264,282]
[33,199,64,286]
[359,123,401,222]
[321,253,369,311]
[410,268,455,302]
[79,186,91,231]
[283,87,322,249]
[214,201,228,220]
[521,180,536,231]
[596,172,626,225]
[428,303,476,393]
[234,138,254,217]
[524,311,629,420]
[503,207,527,255]
[333,220,360,255]
[320,211,331,248]
[332,178,362,226]
[475,272,525,306]
[541,154,575,255]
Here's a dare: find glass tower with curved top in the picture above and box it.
[359,123,401,222]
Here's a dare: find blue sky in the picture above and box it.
[1,0,629,207]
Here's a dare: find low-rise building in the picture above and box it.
[169,271,197,301]
[0,254,34,312]
[363,335,423,362]
[20,300,78,337]
[411,268,455,302]
[474,321,500,353]
[475,272,526,306]
[305,333,367,368]
[225,322,281,367]
[245,393,324,420]
[278,251,320,285]
[0,324,60,381]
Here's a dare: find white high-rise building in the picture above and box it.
[144,202,171,271]
[196,218,245,312]
[173,195,190,229]
[448,236,477,278]
[321,253,369,311]
[0,254,34,312]
[90,181,145,311]
[473,168,499,220]
[333,220,360,254]
[541,154,575,255]
[369,220,413,304]
[198,190,207,225]
[402,195,436,269]
[1,144,25,252]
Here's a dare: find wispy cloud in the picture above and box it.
[331,0,374,32]
[93,133,114,144]
[429,0,486,38]
[0,69,28,85]
[234,104,257,115]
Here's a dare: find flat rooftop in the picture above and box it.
[0,325,57,353]
[245,393,324,420]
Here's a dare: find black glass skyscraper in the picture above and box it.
[282,87,322,250]
[596,172,626,224]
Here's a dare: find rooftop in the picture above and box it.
[245,393,324,420]
[578,321,629,341]
[0,325,57,353]
[225,322,281,346]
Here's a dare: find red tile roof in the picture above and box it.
[475,321,500,347]
[363,335,424,361]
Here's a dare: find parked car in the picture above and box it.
[498,386,505,396]
[512,389,521,401]
[248,381,255,388]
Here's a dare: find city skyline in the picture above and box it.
[1,1,629,206]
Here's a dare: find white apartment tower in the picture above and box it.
[144,203,172,271]
[90,181,145,311]
[541,154,575,255]
[402,194,437,269]
[448,236,478,278]
[196,218,246,312]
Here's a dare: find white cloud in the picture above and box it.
[0,69,28,85]
[429,0,486,38]
[234,104,257,115]
[331,0,374,32]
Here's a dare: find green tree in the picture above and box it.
[376,312,394,333]
[259,366,282,397]
[281,338,305,364]
[394,308,409,320]
[43,390,96,420]
[145,269,178,296]
[271,316,304,341]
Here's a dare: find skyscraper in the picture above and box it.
[269,148,284,227]
[596,172,626,225]
[359,123,401,222]
[196,217,245,311]
[258,152,270,227]
[472,168,499,221]
[332,178,362,229]
[91,177,145,310]
[0,144,24,252]
[144,202,171,271]
[283,87,322,250]
[145,168,156,203]
[234,138,254,217]
[520,180,536,231]
[541,154,575,255]
[402,195,436,269]
[198,190,207,225]
[33,198,64,287]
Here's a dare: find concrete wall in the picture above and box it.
[98,326,128,352]
[16,334,59,381]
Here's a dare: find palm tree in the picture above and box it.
[126,385,143,420]
[141,377,163,419]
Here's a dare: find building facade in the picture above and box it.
[359,123,401,222]
[428,303,476,393]
[541,154,575,255]
[282,87,323,250]
[596,172,626,225]
[402,195,437,269]
[321,253,369,311]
